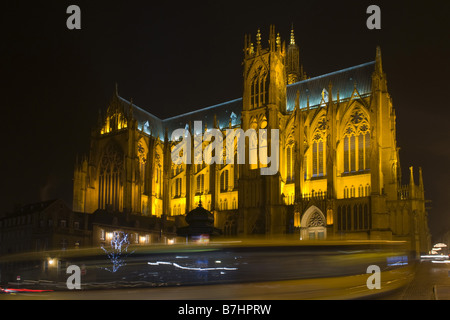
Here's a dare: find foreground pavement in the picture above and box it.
[380,260,450,300]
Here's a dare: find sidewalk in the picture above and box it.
[397,260,450,300]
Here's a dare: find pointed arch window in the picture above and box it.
[364,204,370,229]
[154,148,163,199]
[312,117,326,178]
[342,206,347,231]
[365,184,371,197]
[250,67,269,109]
[353,205,358,230]
[137,141,148,193]
[343,108,370,173]
[99,143,124,211]
[196,174,204,195]
[220,170,229,192]
[173,178,182,198]
[346,205,352,230]
[286,142,294,182]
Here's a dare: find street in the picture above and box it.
[380,260,450,300]
[3,261,448,300]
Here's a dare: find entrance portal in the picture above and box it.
[300,206,327,240]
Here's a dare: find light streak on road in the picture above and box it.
[148,261,238,271]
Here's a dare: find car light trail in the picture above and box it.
[148,261,238,271]
[1,288,54,293]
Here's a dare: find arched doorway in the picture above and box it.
[300,206,327,240]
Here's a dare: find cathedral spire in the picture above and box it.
[290,24,295,45]
[286,24,301,84]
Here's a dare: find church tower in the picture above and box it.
[239,25,287,235]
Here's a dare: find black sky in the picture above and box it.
[1,1,449,241]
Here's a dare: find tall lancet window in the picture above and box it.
[137,141,148,193]
[250,67,269,109]
[343,108,370,173]
[312,116,326,178]
[286,140,294,182]
[196,174,204,194]
[287,146,292,181]
[154,148,163,199]
[220,170,229,192]
[99,143,124,211]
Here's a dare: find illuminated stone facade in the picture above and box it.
[73,26,430,254]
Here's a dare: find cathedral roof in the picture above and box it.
[118,95,242,141]
[117,96,164,138]
[286,61,375,111]
[163,98,242,136]
[117,61,375,140]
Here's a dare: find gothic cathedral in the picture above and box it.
[73,26,431,255]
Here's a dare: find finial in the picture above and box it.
[276,33,281,51]
[290,24,295,45]
[256,28,261,48]
[115,82,119,96]
[245,34,254,57]
[198,196,203,208]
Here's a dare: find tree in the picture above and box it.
[101,231,134,273]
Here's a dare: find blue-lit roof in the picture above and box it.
[117,96,165,139]
[163,98,242,136]
[286,61,375,111]
[118,61,375,140]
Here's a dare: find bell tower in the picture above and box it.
[242,25,287,115]
[239,25,287,236]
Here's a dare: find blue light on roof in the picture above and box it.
[114,61,374,138]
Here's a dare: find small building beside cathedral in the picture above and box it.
[72,25,431,255]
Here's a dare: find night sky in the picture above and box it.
[1,1,449,241]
